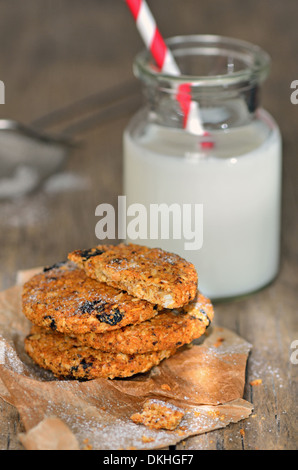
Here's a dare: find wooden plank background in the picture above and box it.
[0,0,297,450]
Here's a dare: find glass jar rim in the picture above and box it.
[134,34,271,88]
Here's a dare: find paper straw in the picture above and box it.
[126,0,180,75]
[125,0,213,147]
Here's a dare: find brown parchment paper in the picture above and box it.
[0,268,253,450]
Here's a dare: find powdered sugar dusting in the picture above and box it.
[0,335,26,375]
[0,194,48,227]
[0,171,89,228]
[0,166,39,199]
[43,172,90,194]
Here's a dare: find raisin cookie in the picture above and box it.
[68,244,198,309]
[22,262,160,335]
[72,292,214,354]
[24,325,176,380]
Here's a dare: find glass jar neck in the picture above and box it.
[141,80,261,130]
[134,35,270,131]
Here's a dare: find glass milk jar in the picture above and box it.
[123,35,282,301]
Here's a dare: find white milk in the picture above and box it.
[123,108,282,300]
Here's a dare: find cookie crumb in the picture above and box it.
[141,435,155,443]
[131,399,184,431]
[83,438,93,450]
[207,409,221,419]
[249,379,262,386]
[161,383,171,391]
[213,337,225,348]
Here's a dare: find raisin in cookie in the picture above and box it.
[22,262,160,335]
[72,292,214,354]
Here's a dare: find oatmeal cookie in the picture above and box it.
[73,292,214,354]
[68,244,198,309]
[22,262,160,335]
[24,325,176,380]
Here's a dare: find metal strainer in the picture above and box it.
[0,80,139,199]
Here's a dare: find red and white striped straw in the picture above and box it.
[125,0,180,75]
[125,0,213,147]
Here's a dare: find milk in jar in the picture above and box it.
[123,35,282,301]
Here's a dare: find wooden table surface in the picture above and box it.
[0,0,297,451]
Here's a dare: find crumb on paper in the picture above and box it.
[83,438,93,450]
[207,409,221,418]
[161,383,171,391]
[249,379,262,386]
[142,435,155,443]
[213,337,225,348]
[240,429,245,438]
[130,399,185,431]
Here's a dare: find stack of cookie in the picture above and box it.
[23,244,214,380]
